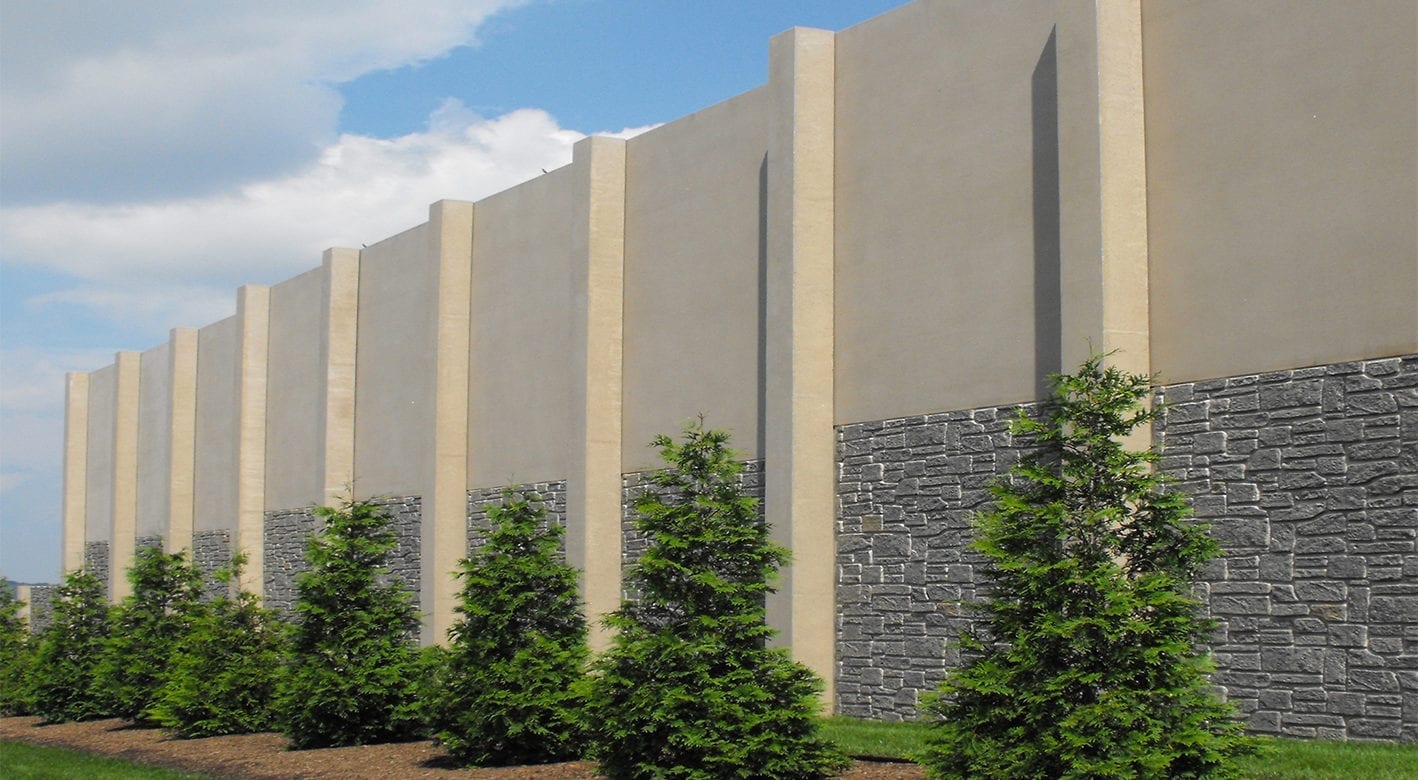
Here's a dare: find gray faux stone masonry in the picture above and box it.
[264,509,318,613]
[135,535,162,552]
[836,406,1036,720]
[83,541,109,599]
[1155,354,1417,742]
[368,496,422,594]
[193,529,232,601]
[466,481,568,556]
[26,585,57,634]
[834,354,1416,743]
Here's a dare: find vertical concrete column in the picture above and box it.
[568,135,627,652]
[62,372,90,574]
[110,350,141,601]
[235,285,270,595]
[765,26,837,707]
[15,585,32,631]
[319,248,360,504]
[423,199,475,645]
[165,328,198,555]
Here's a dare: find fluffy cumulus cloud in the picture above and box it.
[0,0,532,204]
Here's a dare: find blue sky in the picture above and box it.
[0,0,909,583]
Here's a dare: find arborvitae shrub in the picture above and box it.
[585,421,848,780]
[94,545,205,724]
[428,490,588,766]
[278,497,423,749]
[152,554,290,737]
[922,355,1256,779]
[0,578,34,715]
[30,569,111,722]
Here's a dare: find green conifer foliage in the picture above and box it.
[0,578,34,715]
[278,497,423,749]
[94,545,205,724]
[428,491,588,766]
[585,421,849,780]
[152,554,290,737]
[922,356,1255,779]
[29,569,111,722]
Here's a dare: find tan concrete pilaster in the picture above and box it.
[16,585,32,632]
[568,135,627,652]
[165,328,198,555]
[424,200,475,645]
[62,372,90,574]
[110,350,141,601]
[765,26,837,708]
[235,285,270,595]
[320,248,360,504]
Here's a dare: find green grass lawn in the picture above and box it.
[0,741,214,779]
[819,717,1418,778]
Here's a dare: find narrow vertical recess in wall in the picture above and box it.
[424,199,475,645]
[235,285,270,596]
[319,248,360,504]
[62,372,90,574]
[568,136,627,652]
[110,350,141,601]
[166,328,198,555]
[1032,29,1063,397]
[766,26,837,709]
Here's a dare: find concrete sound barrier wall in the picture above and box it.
[56,0,1415,737]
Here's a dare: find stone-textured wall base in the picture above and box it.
[366,496,421,594]
[1156,355,1417,741]
[135,535,162,552]
[837,407,1033,720]
[83,541,109,600]
[466,481,568,556]
[264,509,318,613]
[834,355,1416,742]
[193,529,231,601]
[26,585,57,634]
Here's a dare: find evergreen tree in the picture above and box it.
[94,545,205,724]
[585,420,848,780]
[428,490,588,765]
[30,569,111,722]
[151,554,290,737]
[923,355,1255,779]
[0,578,34,715]
[278,497,423,749]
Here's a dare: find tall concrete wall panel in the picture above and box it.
[84,365,116,544]
[622,87,770,469]
[355,223,437,497]
[834,1,1077,423]
[193,316,240,533]
[468,168,578,486]
[1143,0,1418,382]
[265,267,326,510]
[136,343,172,538]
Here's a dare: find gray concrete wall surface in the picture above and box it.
[135,343,172,538]
[264,267,326,511]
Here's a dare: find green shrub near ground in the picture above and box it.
[427,490,588,766]
[94,546,205,724]
[921,355,1256,779]
[0,577,34,715]
[29,569,111,722]
[151,554,290,737]
[585,420,849,780]
[278,497,423,749]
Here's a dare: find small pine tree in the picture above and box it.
[0,578,34,715]
[922,355,1255,779]
[585,420,849,780]
[151,554,290,737]
[428,490,588,766]
[278,497,423,749]
[30,569,111,722]
[94,545,205,724]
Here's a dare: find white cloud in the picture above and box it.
[1,103,656,340]
[0,0,532,204]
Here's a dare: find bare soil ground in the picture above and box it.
[0,717,925,779]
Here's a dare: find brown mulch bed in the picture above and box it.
[0,716,925,779]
